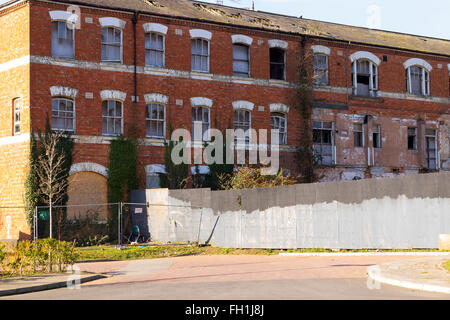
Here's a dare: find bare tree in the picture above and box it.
[35,131,70,238]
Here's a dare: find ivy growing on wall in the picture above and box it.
[24,117,74,237]
[293,38,320,183]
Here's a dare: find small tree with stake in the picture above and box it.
[35,130,70,239]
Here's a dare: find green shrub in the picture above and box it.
[0,239,76,277]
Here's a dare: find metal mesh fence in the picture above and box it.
[34,203,121,246]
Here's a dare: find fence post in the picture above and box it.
[117,203,121,247]
[34,206,38,242]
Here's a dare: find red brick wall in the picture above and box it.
[26,1,449,185]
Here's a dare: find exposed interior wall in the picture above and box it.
[132,172,450,249]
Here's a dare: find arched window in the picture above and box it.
[350,52,380,97]
[406,66,430,96]
[404,58,432,96]
[102,100,123,136]
[52,97,75,132]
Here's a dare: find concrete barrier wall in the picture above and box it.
[130,172,450,249]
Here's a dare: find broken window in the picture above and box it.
[353,123,364,147]
[101,27,122,62]
[145,32,164,68]
[270,112,287,145]
[313,121,334,165]
[191,38,209,72]
[233,44,250,77]
[352,60,378,97]
[425,129,437,170]
[407,127,417,150]
[373,124,381,149]
[406,66,430,96]
[51,21,74,58]
[270,48,285,80]
[313,54,328,85]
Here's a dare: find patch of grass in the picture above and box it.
[73,243,449,262]
[444,260,450,272]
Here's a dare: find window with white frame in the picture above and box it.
[270,48,285,80]
[270,112,287,145]
[145,32,164,67]
[101,27,122,62]
[406,66,430,96]
[192,107,210,141]
[353,123,364,147]
[102,100,123,135]
[51,21,75,58]
[233,44,250,77]
[52,98,75,132]
[146,103,165,138]
[313,54,328,85]
[425,129,437,170]
[352,60,378,97]
[234,109,251,145]
[191,38,209,72]
[13,98,21,135]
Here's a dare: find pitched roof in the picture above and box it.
[4,0,450,57]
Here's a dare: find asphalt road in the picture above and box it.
[2,255,449,300]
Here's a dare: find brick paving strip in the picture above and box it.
[367,257,450,294]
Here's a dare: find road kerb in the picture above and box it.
[366,265,450,295]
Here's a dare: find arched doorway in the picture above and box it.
[67,163,108,221]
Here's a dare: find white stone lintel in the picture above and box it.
[350,51,381,66]
[268,39,288,50]
[269,103,289,114]
[100,90,126,102]
[144,93,168,104]
[189,29,212,40]
[403,58,433,72]
[233,100,254,111]
[70,162,108,178]
[311,45,330,55]
[232,34,253,46]
[99,17,126,29]
[50,86,78,99]
[190,97,213,108]
[143,23,168,35]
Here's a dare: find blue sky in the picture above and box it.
[1,0,448,40]
[200,0,450,40]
